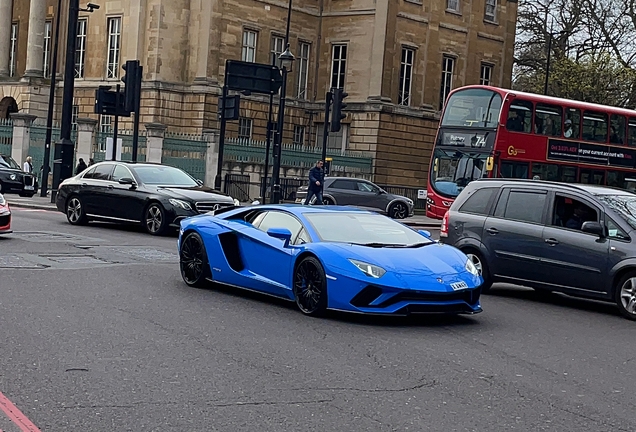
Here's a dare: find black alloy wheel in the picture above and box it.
[322,197,334,205]
[144,203,167,236]
[180,232,211,288]
[293,256,328,317]
[389,201,408,219]
[66,195,88,225]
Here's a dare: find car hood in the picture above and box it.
[152,186,235,203]
[330,242,468,277]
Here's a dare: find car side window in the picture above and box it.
[551,195,599,231]
[255,211,303,239]
[93,164,115,181]
[112,165,133,182]
[294,228,311,245]
[458,187,498,216]
[606,216,630,240]
[502,190,547,224]
[356,181,379,193]
[82,166,97,179]
[330,180,356,190]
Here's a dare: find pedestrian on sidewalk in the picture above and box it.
[22,156,33,173]
[88,158,95,167]
[304,160,324,205]
[75,158,88,175]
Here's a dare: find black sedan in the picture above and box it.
[0,154,38,197]
[55,161,239,235]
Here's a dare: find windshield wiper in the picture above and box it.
[405,242,434,248]
[353,242,408,248]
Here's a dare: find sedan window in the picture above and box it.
[82,166,97,179]
[93,164,115,181]
[112,165,133,182]
[357,182,378,193]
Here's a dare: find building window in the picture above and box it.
[9,23,17,77]
[331,44,347,89]
[75,19,87,79]
[297,42,310,99]
[399,47,414,106]
[316,123,349,153]
[293,125,305,145]
[238,117,253,140]
[242,30,258,63]
[71,104,79,131]
[107,17,122,79]
[270,35,284,66]
[43,21,52,78]
[439,56,455,110]
[447,0,460,11]
[485,0,497,21]
[100,115,112,133]
[480,63,493,85]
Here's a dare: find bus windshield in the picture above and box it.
[441,88,503,128]
[430,148,487,197]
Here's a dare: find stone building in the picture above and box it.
[0,0,518,188]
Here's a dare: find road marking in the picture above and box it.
[0,390,40,432]
[10,209,55,213]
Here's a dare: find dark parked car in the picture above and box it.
[0,154,38,197]
[440,178,636,320]
[295,177,414,219]
[55,161,239,235]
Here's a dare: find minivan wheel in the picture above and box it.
[615,272,636,321]
[464,250,493,293]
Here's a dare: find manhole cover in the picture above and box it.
[39,254,112,265]
[0,255,48,269]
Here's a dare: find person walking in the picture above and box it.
[304,160,324,205]
[75,158,88,175]
[22,156,33,173]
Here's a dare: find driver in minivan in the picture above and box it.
[565,204,590,230]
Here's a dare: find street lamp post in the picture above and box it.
[40,0,63,197]
[269,45,295,204]
[50,1,99,203]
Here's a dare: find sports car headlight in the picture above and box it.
[465,259,480,276]
[233,198,240,206]
[169,199,192,210]
[349,259,386,278]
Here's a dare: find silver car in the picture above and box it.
[295,177,414,219]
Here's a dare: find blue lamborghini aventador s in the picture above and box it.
[178,204,483,317]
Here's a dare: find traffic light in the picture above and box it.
[330,88,348,133]
[121,60,141,112]
[218,95,241,120]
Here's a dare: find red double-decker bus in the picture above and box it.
[426,85,636,219]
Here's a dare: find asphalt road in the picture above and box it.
[0,208,635,431]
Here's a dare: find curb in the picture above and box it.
[7,201,57,211]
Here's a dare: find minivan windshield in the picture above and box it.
[598,194,636,230]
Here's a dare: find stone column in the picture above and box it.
[24,0,46,78]
[10,113,37,166]
[203,129,219,188]
[0,0,13,78]
[75,118,97,164]
[144,122,166,163]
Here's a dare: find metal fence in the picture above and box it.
[259,177,305,201]
[29,125,77,173]
[0,118,11,156]
[224,173,251,202]
[378,184,427,210]
[224,137,373,174]
[162,132,207,181]
[93,130,148,163]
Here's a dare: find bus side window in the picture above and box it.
[564,108,580,140]
[535,103,562,137]
[610,114,626,144]
[506,99,533,133]
[582,110,608,143]
[629,118,636,147]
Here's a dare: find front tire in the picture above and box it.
[464,250,493,293]
[66,195,88,225]
[615,272,636,321]
[293,256,328,317]
[389,201,409,219]
[322,197,335,205]
[180,232,211,288]
[144,202,167,235]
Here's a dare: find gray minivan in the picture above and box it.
[440,178,636,320]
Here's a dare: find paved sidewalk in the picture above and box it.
[5,195,441,227]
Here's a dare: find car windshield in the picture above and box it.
[0,155,20,170]
[133,165,199,186]
[597,194,636,230]
[304,212,433,247]
[441,88,503,128]
[430,148,487,197]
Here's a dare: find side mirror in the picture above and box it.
[581,221,605,237]
[418,229,432,239]
[267,227,293,247]
[118,177,135,185]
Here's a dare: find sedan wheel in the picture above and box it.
[616,273,636,320]
[144,203,167,235]
[180,232,210,288]
[293,256,328,317]
[66,196,88,225]
[389,202,408,219]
